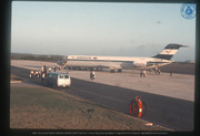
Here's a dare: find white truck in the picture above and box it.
[42,72,71,88]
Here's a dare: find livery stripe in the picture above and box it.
[68,59,134,63]
[159,49,178,55]
[164,44,183,49]
[153,54,173,60]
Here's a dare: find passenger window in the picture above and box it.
[65,75,69,79]
[59,75,63,79]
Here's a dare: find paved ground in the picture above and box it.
[11,60,195,101]
[160,62,195,75]
[10,60,195,131]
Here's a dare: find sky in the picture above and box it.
[11,1,196,62]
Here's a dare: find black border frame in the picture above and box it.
[1,0,199,135]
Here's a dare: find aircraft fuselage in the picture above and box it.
[65,55,172,70]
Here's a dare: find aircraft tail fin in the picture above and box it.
[153,43,188,60]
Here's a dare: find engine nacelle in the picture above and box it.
[133,61,153,67]
[133,61,147,67]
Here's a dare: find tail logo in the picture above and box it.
[165,50,171,54]
[160,49,178,55]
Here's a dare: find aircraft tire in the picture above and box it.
[110,70,115,73]
[118,69,122,72]
[52,83,57,88]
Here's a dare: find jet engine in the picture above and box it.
[133,61,153,67]
[133,61,147,67]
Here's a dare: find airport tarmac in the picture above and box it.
[11,60,194,102]
[10,60,195,130]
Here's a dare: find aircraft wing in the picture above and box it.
[64,61,122,71]
[97,63,122,69]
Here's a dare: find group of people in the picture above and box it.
[41,65,59,72]
[39,65,60,79]
[47,66,58,73]
[40,66,97,80]
[40,65,97,80]
[140,70,147,77]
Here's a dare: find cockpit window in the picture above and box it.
[65,75,69,78]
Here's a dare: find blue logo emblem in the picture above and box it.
[181,4,196,20]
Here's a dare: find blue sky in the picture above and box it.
[11,2,196,61]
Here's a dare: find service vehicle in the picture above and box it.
[42,72,71,88]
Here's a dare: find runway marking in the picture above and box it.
[10,81,22,84]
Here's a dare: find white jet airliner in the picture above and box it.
[59,43,188,73]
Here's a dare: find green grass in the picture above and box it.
[10,87,76,111]
[10,86,171,130]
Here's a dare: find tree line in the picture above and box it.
[11,53,63,62]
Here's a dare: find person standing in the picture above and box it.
[43,65,47,75]
[158,69,161,75]
[90,70,96,80]
[143,70,147,77]
[53,66,56,72]
[170,69,173,77]
[40,65,46,80]
[48,67,52,73]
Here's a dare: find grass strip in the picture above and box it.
[10,86,170,131]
